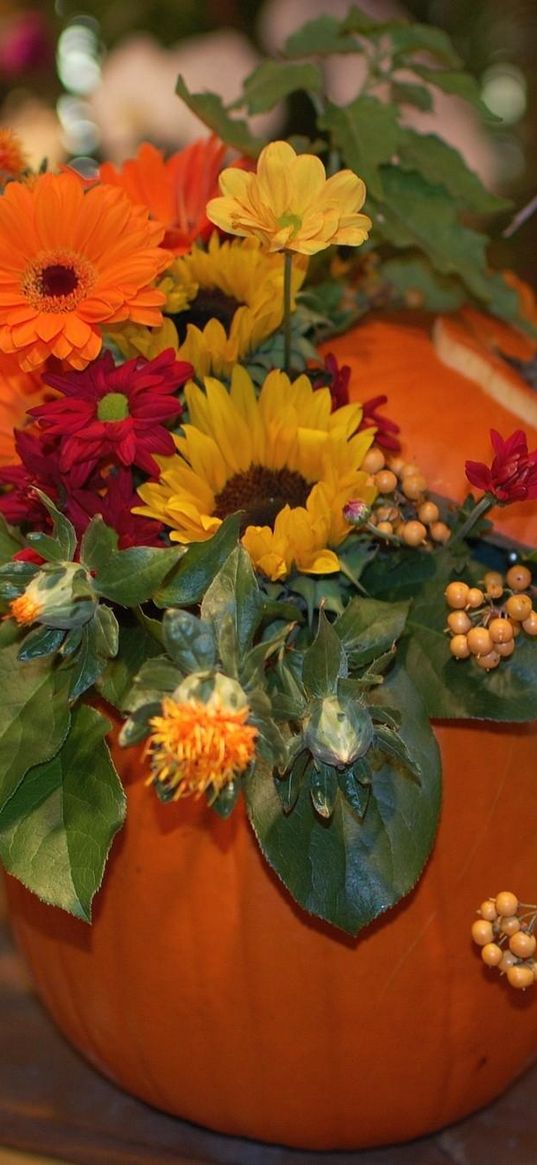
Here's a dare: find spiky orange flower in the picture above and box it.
[147,692,258,800]
[0,170,171,372]
[0,129,27,184]
[100,137,230,256]
[9,592,42,626]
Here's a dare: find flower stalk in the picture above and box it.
[283,250,293,375]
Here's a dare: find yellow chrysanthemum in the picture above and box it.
[109,234,307,378]
[206,141,372,256]
[135,366,377,581]
[146,676,257,800]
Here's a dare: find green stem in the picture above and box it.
[450,495,495,548]
[283,250,293,376]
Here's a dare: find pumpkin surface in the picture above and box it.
[6,315,537,1150]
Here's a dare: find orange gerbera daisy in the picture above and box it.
[100,137,231,256]
[0,353,45,465]
[0,170,171,372]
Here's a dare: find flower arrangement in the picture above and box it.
[1,7,537,992]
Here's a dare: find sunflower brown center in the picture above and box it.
[21,248,96,312]
[170,288,241,341]
[214,464,310,530]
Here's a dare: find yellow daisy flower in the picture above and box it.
[206,141,372,256]
[135,366,377,581]
[109,234,307,378]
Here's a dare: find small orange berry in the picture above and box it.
[429,521,451,544]
[471,919,494,946]
[402,474,427,501]
[496,639,515,658]
[418,501,439,525]
[467,626,493,656]
[495,891,519,917]
[447,610,472,635]
[483,571,504,599]
[500,916,521,937]
[450,634,470,659]
[479,899,498,922]
[445,581,470,609]
[506,564,532,592]
[374,469,398,494]
[509,931,537,958]
[466,587,484,609]
[376,521,394,537]
[475,650,501,671]
[499,949,517,972]
[505,593,533,622]
[488,617,514,645]
[401,520,427,546]
[507,964,535,990]
[362,447,385,474]
[481,942,503,967]
[522,610,537,636]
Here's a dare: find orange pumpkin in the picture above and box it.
[6,312,537,1151]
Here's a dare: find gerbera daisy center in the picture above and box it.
[21,248,96,313]
[214,464,310,529]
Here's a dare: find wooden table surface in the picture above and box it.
[2,883,537,1165]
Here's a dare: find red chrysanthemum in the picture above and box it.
[0,428,63,525]
[312,353,352,410]
[100,138,233,256]
[31,348,192,487]
[67,467,164,549]
[313,354,401,451]
[358,394,401,453]
[465,429,537,503]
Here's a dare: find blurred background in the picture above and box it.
[0,0,536,280]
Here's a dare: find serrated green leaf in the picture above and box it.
[318,95,400,199]
[302,609,344,697]
[374,723,421,780]
[335,596,410,668]
[162,609,216,673]
[64,624,105,701]
[92,545,182,606]
[284,15,359,57]
[154,514,241,607]
[17,625,65,662]
[391,80,433,112]
[201,545,263,654]
[175,76,264,157]
[236,59,323,114]
[0,705,125,919]
[413,66,500,122]
[80,515,119,570]
[396,128,510,215]
[29,490,76,560]
[0,621,72,812]
[245,664,440,934]
[310,761,338,818]
[93,604,119,659]
[388,22,462,67]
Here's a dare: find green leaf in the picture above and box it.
[387,22,462,67]
[362,545,437,601]
[404,582,537,720]
[396,128,510,215]
[28,490,76,561]
[96,621,162,710]
[80,515,118,570]
[154,514,241,607]
[17,625,65,662]
[338,767,370,817]
[0,705,126,920]
[374,723,421,780]
[162,609,216,673]
[284,15,359,57]
[309,762,338,818]
[237,60,323,114]
[0,621,72,813]
[381,254,467,313]
[0,515,23,564]
[413,66,500,122]
[209,780,241,819]
[92,544,182,606]
[302,610,344,697]
[335,596,410,668]
[391,81,433,112]
[175,76,264,157]
[245,664,440,934]
[201,545,263,654]
[373,168,510,314]
[318,96,400,199]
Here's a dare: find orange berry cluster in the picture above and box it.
[365,446,451,547]
[445,565,537,670]
[471,891,537,990]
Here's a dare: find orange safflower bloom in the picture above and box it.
[0,129,27,185]
[100,137,230,256]
[0,170,171,372]
[147,691,258,800]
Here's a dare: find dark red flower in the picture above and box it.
[311,353,351,411]
[0,429,63,525]
[358,394,401,452]
[66,468,164,549]
[465,429,537,503]
[31,348,192,488]
[12,547,45,565]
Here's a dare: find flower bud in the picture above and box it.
[173,670,249,713]
[304,696,374,767]
[9,563,97,630]
[343,499,372,528]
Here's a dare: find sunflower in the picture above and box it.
[109,234,307,378]
[135,366,377,580]
[0,170,171,372]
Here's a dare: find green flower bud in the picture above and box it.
[9,563,97,630]
[304,695,374,767]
